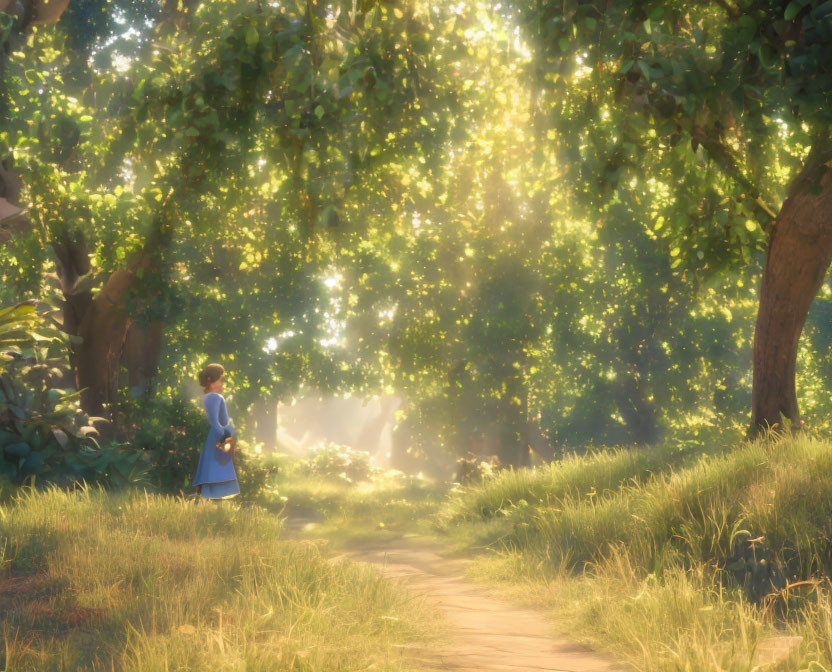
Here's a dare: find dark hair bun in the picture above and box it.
[198,363,225,389]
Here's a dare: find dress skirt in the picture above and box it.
[200,479,240,499]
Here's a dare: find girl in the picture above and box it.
[191,363,240,499]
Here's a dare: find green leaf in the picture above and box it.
[314,105,325,119]
[784,1,803,20]
[245,25,259,47]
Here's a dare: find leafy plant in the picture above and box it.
[0,301,147,486]
[111,394,206,493]
[299,442,376,482]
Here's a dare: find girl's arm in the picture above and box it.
[219,397,236,436]
[204,394,227,434]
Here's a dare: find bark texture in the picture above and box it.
[75,268,137,414]
[53,232,164,414]
[752,152,832,428]
[123,321,164,393]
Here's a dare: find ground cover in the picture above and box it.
[278,435,832,670]
[441,433,832,670]
[0,485,439,672]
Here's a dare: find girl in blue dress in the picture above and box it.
[191,363,240,499]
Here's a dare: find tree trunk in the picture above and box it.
[751,152,832,429]
[75,269,138,414]
[123,321,164,393]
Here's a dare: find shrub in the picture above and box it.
[0,302,147,487]
[299,442,376,482]
[111,394,206,493]
[112,394,279,499]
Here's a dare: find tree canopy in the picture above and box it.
[3,0,832,466]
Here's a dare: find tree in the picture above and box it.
[0,0,70,239]
[2,0,466,415]
[512,0,832,429]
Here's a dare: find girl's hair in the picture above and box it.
[198,363,225,390]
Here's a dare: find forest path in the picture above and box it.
[341,540,623,672]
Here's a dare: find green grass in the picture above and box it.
[438,433,832,671]
[268,470,444,548]
[0,485,440,671]
[246,435,832,669]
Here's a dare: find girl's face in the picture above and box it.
[208,376,224,393]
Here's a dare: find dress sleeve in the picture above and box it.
[219,396,236,435]
[204,394,226,434]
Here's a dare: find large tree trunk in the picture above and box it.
[75,268,138,414]
[123,321,164,394]
[752,150,832,429]
[53,231,163,414]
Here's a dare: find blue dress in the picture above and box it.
[191,393,240,499]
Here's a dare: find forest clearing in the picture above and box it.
[4,0,832,670]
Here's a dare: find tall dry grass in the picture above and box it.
[0,485,437,671]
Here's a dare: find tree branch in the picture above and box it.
[692,129,778,226]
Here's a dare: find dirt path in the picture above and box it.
[347,542,622,672]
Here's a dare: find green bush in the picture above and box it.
[113,394,278,499]
[112,394,206,493]
[0,302,148,487]
[298,441,376,482]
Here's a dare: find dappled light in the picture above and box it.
[3,0,832,669]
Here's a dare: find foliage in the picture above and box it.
[5,0,832,471]
[452,452,502,485]
[233,443,280,501]
[110,394,206,493]
[112,392,279,499]
[297,441,377,483]
[0,302,148,486]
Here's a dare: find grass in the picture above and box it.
[267,467,444,548]
[438,433,832,671]
[187,434,832,670]
[0,485,440,672]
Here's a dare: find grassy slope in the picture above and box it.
[0,486,438,672]
[440,434,832,671]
